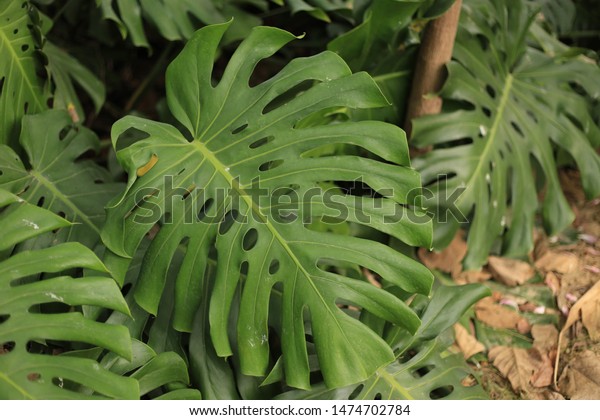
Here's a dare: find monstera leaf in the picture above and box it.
[282,0,352,22]
[97,0,262,48]
[0,188,136,399]
[0,0,48,146]
[0,110,122,249]
[101,22,433,389]
[43,41,106,118]
[412,0,600,268]
[328,0,423,73]
[276,284,490,399]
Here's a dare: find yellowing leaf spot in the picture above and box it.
[67,103,80,123]
[137,154,159,177]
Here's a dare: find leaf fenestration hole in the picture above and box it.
[197,198,215,222]
[374,393,382,400]
[268,259,280,275]
[219,209,239,235]
[429,385,454,399]
[0,341,14,355]
[0,77,5,96]
[262,80,317,114]
[485,84,496,99]
[249,136,274,149]
[411,364,435,378]
[348,384,364,400]
[0,314,9,325]
[231,123,248,135]
[482,107,492,118]
[242,228,258,251]
[240,261,249,276]
[21,44,29,52]
[510,121,524,137]
[58,126,71,141]
[259,159,284,172]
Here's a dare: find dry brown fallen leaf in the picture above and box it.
[418,232,467,276]
[487,256,535,287]
[475,297,530,332]
[559,350,600,399]
[454,323,485,359]
[555,280,600,385]
[544,271,560,296]
[532,324,559,352]
[454,269,492,285]
[489,346,554,392]
[535,251,579,274]
[561,280,600,341]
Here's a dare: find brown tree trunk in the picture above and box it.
[404,0,462,139]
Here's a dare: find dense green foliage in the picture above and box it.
[1,0,598,400]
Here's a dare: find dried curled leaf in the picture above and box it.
[489,346,553,393]
[454,323,485,359]
[488,256,535,287]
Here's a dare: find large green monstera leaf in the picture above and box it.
[101,22,433,389]
[412,0,600,268]
[0,188,136,399]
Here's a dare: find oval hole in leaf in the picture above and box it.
[197,198,215,222]
[242,228,258,251]
[374,392,382,400]
[0,341,15,355]
[249,136,274,150]
[510,121,524,137]
[348,384,364,400]
[411,364,435,378]
[58,126,72,141]
[262,80,318,114]
[485,84,496,99]
[429,385,454,399]
[231,123,248,135]
[269,259,280,275]
[482,107,492,118]
[259,159,284,172]
[0,77,4,96]
[36,302,72,314]
[36,196,45,207]
[219,209,240,235]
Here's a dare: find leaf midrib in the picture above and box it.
[192,140,359,367]
[29,170,100,235]
[458,73,514,205]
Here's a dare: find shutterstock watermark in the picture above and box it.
[130,175,467,226]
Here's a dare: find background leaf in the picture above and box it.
[0,0,49,146]
[412,0,600,268]
[0,188,136,399]
[0,109,123,249]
